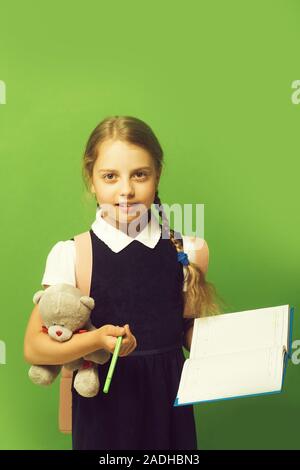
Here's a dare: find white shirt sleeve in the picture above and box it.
[41,240,76,288]
[182,235,205,292]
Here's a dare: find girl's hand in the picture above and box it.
[95,324,137,357]
[118,324,137,357]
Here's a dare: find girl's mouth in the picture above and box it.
[115,203,139,213]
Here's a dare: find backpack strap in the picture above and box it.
[74,231,93,296]
[59,231,92,434]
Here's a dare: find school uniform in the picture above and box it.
[41,207,198,450]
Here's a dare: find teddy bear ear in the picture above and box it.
[80,296,95,311]
[33,290,45,304]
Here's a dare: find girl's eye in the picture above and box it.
[135,171,147,179]
[103,173,116,181]
[53,323,56,326]
[103,172,148,181]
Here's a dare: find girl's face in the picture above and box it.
[90,139,160,229]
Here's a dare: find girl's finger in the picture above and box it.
[120,348,129,357]
[120,339,134,356]
[127,326,135,341]
[128,338,137,353]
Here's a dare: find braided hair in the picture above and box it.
[154,192,221,318]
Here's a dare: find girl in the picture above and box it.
[24,115,220,450]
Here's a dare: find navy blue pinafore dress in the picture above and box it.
[71,226,197,450]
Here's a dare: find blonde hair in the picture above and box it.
[82,115,224,318]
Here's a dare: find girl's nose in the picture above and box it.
[120,180,134,196]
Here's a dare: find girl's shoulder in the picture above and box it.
[45,239,76,261]
[181,236,209,294]
[41,239,76,288]
[181,235,209,273]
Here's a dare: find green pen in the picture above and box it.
[103,336,123,394]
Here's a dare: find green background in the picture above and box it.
[0,0,299,450]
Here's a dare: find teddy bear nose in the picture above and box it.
[56,330,63,337]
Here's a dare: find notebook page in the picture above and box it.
[190,305,289,360]
[177,345,284,405]
[282,307,289,353]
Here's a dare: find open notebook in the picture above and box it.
[174,304,294,406]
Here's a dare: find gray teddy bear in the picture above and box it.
[28,283,110,397]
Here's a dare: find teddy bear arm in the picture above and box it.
[64,358,84,371]
[84,349,110,364]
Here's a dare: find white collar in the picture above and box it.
[91,206,162,253]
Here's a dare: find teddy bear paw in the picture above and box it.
[74,366,100,398]
[28,365,61,386]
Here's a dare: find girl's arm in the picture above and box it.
[23,303,127,365]
[182,238,209,352]
[183,323,194,353]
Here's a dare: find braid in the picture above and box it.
[154,192,221,318]
[154,193,183,251]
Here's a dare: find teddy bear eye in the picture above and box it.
[53,323,57,326]
[61,324,65,327]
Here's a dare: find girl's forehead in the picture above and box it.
[95,140,154,169]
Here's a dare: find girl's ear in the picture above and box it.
[80,296,95,311]
[33,290,45,304]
